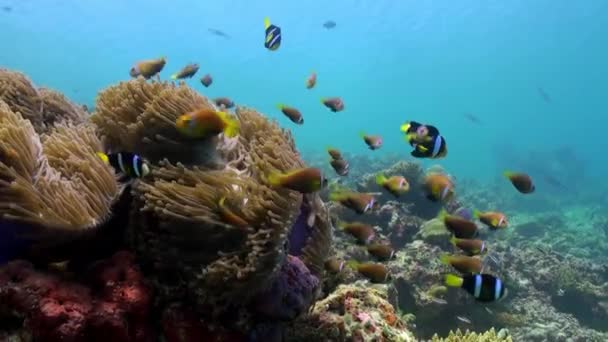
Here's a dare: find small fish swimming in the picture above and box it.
[321,97,344,112]
[129,57,166,79]
[213,97,235,109]
[537,86,551,103]
[264,17,281,51]
[360,132,383,150]
[463,112,482,124]
[329,190,377,214]
[267,167,327,193]
[175,108,240,139]
[439,209,478,239]
[171,63,199,80]
[323,20,337,29]
[439,254,483,274]
[348,261,391,283]
[450,236,487,256]
[504,171,535,194]
[456,316,472,324]
[277,104,303,124]
[327,147,343,160]
[367,243,395,261]
[208,28,231,39]
[400,121,447,159]
[200,74,213,87]
[97,152,150,179]
[324,258,345,274]
[330,158,349,176]
[338,221,376,245]
[474,210,508,230]
[376,173,409,197]
[306,71,317,89]
[445,273,506,302]
[423,173,454,203]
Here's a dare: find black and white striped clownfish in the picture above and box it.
[97,152,150,179]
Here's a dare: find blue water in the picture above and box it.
[1,0,607,185]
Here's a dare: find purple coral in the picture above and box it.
[250,255,319,321]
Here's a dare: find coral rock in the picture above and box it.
[0,251,154,342]
[286,284,415,342]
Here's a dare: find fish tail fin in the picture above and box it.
[358,131,366,138]
[96,152,109,164]
[473,209,481,218]
[439,254,451,265]
[170,73,178,80]
[319,98,326,104]
[400,122,411,133]
[264,17,271,29]
[444,274,464,287]
[449,235,458,246]
[266,170,284,187]
[217,111,240,138]
[345,260,359,270]
[335,220,346,229]
[503,170,514,179]
[276,103,284,110]
[375,173,387,186]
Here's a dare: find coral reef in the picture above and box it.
[286,283,415,341]
[430,328,511,341]
[0,251,153,342]
[2,67,606,342]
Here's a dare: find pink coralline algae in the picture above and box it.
[0,251,154,342]
[251,255,320,321]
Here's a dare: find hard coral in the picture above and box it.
[0,251,153,342]
[286,284,415,342]
[431,328,512,341]
[0,99,125,263]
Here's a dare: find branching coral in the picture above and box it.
[0,99,123,262]
[431,328,512,341]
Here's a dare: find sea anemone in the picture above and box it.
[0,99,125,263]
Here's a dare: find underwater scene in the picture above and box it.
[1,0,607,341]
